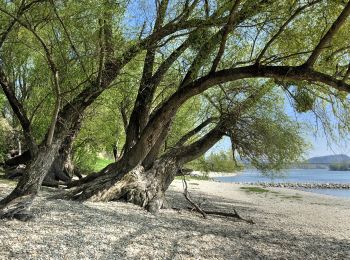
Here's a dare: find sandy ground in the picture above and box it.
[0,179,349,259]
[190,171,238,178]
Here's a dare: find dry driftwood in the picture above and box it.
[181,176,254,224]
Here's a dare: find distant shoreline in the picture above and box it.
[231,182,350,189]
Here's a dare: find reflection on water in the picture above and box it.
[215,169,350,199]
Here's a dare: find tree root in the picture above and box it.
[0,194,35,221]
[42,180,70,188]
[181,176,254,224]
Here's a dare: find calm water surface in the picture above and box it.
[215,169,350,198]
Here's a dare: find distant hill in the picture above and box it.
[307,154,350,164]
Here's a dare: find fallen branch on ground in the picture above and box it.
[182,175,207,218]
[186,207,255,224]
[181,174,254,224]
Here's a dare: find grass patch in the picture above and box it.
[91,157,114,172]
[240,186,303,200]
[281,195,303,200]
[240,186,270,193]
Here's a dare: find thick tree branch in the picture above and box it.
[133,65,350,168]
[142,121,172,170]
[56,12,230,136]
[182,0,271,86]
[0,67,38,155]
[175,117,216,147]
[304,1,350,68]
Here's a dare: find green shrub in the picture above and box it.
[0,117,13,162]
[186,151,242,173]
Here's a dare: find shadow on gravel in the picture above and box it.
[1,187,349,259]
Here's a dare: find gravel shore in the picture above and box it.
[0,180,349,259]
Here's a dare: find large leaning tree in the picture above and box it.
[1,0,350,220]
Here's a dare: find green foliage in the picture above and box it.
[224,87,309,174]
[72,56,144,171]
[237,115,306,173]
[0,0,349,178]
[203,151,239,172]
[292,85,316,113]
[186,151,242,173]
[0,117,13,161]
[175,174,211,181]
[240,186,270,193]
[167,96,202,147]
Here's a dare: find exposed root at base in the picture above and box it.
[0,194,35,222]
[0,211,35,221]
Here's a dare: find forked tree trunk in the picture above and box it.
[0,141,62,219]
[63,119,225,213]
[4,120,81,183]
[64,153,179,213]
[45,128,81,182]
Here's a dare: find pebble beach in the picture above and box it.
[0,179,349,259]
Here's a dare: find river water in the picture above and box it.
[215,169,350,199]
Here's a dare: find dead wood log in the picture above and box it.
[186,207,255,224]
[181,175,254,224]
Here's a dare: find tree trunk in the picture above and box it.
[45,129,81,182]
[62,118,226,214]
[64,153,179,213]
[0,140,62,219]
[4,118,82,183]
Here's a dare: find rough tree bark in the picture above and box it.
[45,119,83,183]
[4,121,82,184]
[63,118,226,214]
[62,85,273,212]
[63,152,179,213]
[2,0,350,221]
[0,140,62,219]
